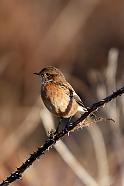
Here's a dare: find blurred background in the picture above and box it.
[0,0,124,186]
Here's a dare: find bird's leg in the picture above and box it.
[55,117,63,134]
[65,116,73,130]
[55,116,73,134]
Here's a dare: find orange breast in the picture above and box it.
[41,82,78,118]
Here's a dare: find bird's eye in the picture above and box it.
[46,73,52,79]
[46,73,49,76]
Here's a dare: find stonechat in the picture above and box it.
[34,66,88,121]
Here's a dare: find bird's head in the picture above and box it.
[34,66,65,84]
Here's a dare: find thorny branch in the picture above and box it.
[0,86,124,186]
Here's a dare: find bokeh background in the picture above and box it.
[0,0,124,186]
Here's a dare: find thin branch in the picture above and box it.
[0,86,124,186]
[40,108,99,186]
[106,48,124,185]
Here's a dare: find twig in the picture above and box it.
[106,48,124,185]
[0,86,124,186]
[40,108,99,186]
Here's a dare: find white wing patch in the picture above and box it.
[73,91,88,113]
[77,105,87,113]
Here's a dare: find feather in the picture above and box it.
[73,92,87,112]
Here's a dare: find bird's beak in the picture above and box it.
[33,72,40,76]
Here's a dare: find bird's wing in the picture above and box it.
[60,82,87,111]
[73,92,87,111]
[54,81,87,111]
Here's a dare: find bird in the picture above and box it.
[34,66,95,131]
[34,66,88,117]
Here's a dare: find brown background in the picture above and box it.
[0,0,124,186]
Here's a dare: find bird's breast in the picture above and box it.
[41,82,78,117]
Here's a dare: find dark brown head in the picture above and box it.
[34,66,65,84]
